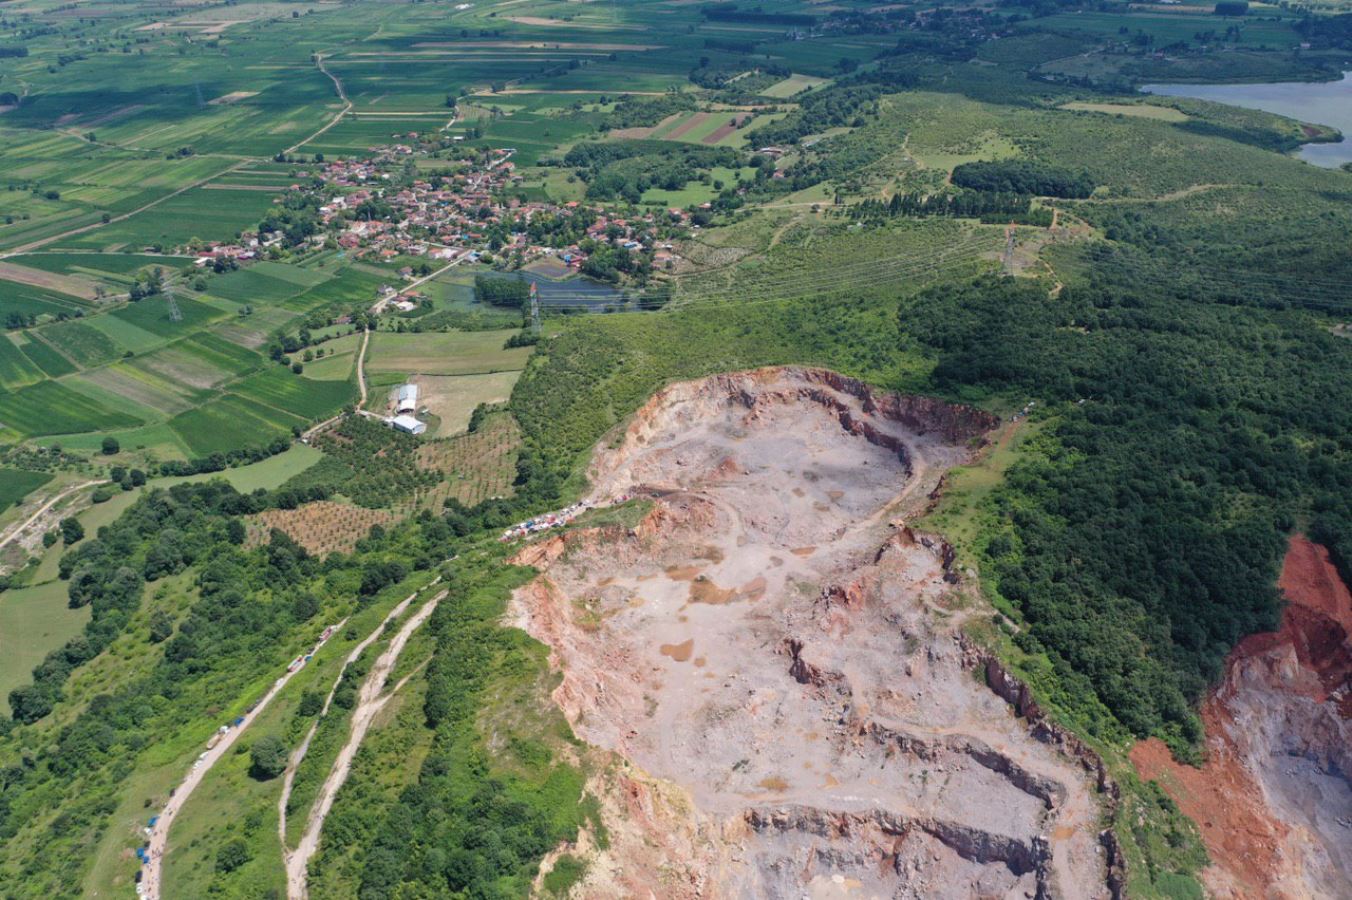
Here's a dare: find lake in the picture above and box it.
[1141,71,1352,168]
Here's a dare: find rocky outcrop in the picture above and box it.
[746,805,1052,885]
[798,368,1000,444]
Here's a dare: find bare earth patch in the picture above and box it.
[703,112,751,145]
[1132,534,1352,898]
[665,111,712,141]
[208,91,259,105]
[0,261,99,301]
[511,367,1118,898]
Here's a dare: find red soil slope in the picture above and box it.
[1131,535,1352,898]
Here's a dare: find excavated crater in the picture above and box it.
[510,367,1117,899]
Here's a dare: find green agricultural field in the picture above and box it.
[8,253,188,278]
[301,333,362,380]
[0,579,91,716]
[109,294,223,338]
[207,263,330,306]
[14,333,77,378]
[0,380,143,438]
[167,394,306,457]
[0,338,44,390]
[54,421,192,461]
[761,73,830,99]
[1061,102,1191,123]
[1028,10,1301,49]
[54,189,279,253]
[78,314,159,356]
[0,281,90,321]
[159,443,324,491]
[0,468,53,513]
[231,368,356,420]
[37,316,131,366]
[365,330,532,376]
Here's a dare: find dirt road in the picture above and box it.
[0,479,107,551]
[285,588,445,898]
[284,54,352,155]
[302,327,369,438]
[276,577,437,854]
[140,622,346,900]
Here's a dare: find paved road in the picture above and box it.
[285,589,445,899]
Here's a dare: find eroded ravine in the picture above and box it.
[510,367,1119,898]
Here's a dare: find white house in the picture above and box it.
[391,414,426,436]
[397,383,418,414]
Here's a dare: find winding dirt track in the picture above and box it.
[303,327,370,438]
[285,588,445,899]
[141,621,348,900]
[276,577,438,855]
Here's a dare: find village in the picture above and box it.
[188,137,691,313]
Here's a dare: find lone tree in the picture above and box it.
[59,517,84,545]
[215,838,251,873]
[249,735,288,780]
[101,436,120,455]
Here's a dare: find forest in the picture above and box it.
[950,161,1097,198]
[904,271,1352,747]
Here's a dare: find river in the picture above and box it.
[1141,71,1352,168]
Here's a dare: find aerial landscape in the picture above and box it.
[0,0,1349,896]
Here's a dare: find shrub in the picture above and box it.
[249,735,288,780]
[59,518,84,545]
[215,838,251,873]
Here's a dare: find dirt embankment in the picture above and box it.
[512,367,1119,898]
[1132,535,1352,899]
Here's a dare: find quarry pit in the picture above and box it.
[510,367,1119,898]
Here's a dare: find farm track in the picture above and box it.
[285,54,352,156]
[277,577,440,859]
[285,588,447,899]
[304,326,370,438]
[0,479,108,551]
[141,620,349,900]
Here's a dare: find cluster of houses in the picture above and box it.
[294,142,687,273]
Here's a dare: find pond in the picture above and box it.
[1141,71,1352,169]
[517,271,627,311]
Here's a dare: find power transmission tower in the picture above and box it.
[166,285,182,323]
[529,281,541,337]
[1002,222,1016,276]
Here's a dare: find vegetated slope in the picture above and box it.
[0,481,463,896]
[905,273,1352,749]
[510,368,1117,897]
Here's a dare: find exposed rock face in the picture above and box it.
[1132,535,1352,899]
[510,368,1114,898]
